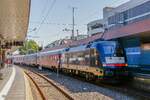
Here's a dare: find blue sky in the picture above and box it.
[28,0,130,46]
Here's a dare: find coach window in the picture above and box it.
[66,54,69,64]
[81,51,86,65]
[64,54,67,64]
[74,52,80,65]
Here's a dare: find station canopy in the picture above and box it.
[0,0,30,49]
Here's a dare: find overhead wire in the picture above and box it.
[29,21,86,26]
[36,0,57,34]
[33,0,125,40]
[28,0,49,33]
[76,0,127,34]
[39,0,50,20]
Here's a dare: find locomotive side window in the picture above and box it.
[85,50,90,65]
[90,48,101,67]
[65,48,101,67]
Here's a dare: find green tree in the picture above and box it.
[19,40,40,55]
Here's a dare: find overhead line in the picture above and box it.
[39,0,50,21]
[30,21,86,26]
[36,0,57,34]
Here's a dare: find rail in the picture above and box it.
[24,70,74,100]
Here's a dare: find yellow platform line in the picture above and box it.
[23,71,34,100]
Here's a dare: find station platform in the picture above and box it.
[0,65,33,100]
[129,67,150,92]
[131,73,150,92]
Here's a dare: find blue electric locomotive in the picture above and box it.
[61,41,129,82]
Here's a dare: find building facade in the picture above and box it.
[102,0,150,73]
[105,0,150,30]
[87,19,105,36]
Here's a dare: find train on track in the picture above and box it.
[9,41,130,82]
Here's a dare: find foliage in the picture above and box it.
[19,40,40,55]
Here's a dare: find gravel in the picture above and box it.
[28,68,137,100]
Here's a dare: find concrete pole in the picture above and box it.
[72,7,75,40]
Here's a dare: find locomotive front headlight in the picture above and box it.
[103,64,106,67]
[125,64,128,66]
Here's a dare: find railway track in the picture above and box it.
[23,66,150,100]
[24,70,74,100]
[44,71,150,100]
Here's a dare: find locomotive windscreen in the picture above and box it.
[102,42,126,64]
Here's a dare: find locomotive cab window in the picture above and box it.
[115,47,124,57]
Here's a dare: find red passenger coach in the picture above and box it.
[38,50,62,69]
